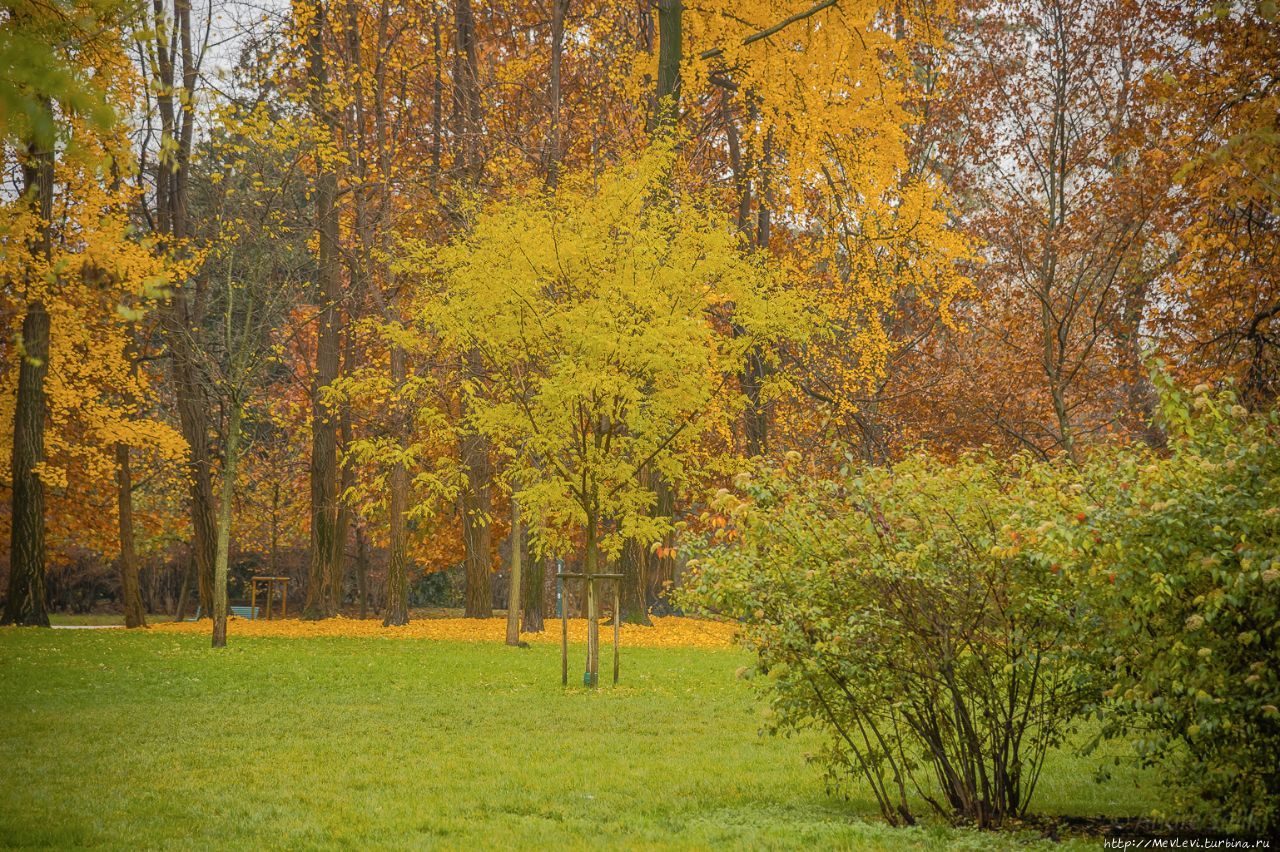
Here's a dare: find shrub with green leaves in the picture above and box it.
[680,453,1101,828]
[1074,378,1280,837]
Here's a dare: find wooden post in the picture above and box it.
[505,497,523,646]
[586,575,598,688]
[559,572,567,687]
[613,580,620,685]
[556,572,621,688]
[250,582,257,620]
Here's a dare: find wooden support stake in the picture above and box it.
[559,572,568,687]
[586,576,599,688]
[250,582,257,620]
[613,580,620,685]
[555,571,623,688]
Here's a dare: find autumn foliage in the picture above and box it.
[2,0,1279,836]
[149,613,737,649]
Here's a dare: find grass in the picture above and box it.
[47,613,126,626]
[0,627,1158,850]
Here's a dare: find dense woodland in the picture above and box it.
[0,0,1276,630]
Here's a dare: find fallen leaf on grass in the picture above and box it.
[149,615,738,649]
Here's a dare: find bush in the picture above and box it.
[680,452,1101,827]
[1074,378,1280,837]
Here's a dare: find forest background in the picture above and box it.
[1,0,1275,637]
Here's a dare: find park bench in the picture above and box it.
[185,605,261,621]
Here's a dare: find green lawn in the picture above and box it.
[47,613,126,626]
[0,629,1156,849]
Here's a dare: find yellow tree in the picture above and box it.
[1,0,185,627]
[2,103,182,626]
[413,146,804,681]
[649,0,972,459]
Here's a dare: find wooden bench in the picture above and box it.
[184,605,261,621]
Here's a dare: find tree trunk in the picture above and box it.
[4,303,51,627]
[383,344,411,626]
[452,0,483,184]
[619,539,651,626]
[505,497,523,645]
[174,549,194,621]
[1042,296,1077,463]
[522,555,545,633]
[331,396,355,614]
[544,0,568,187]
[460,435,493,617]
[152,0,216,620]
[743,128,773,454]
[430,16,443,186]
[115,443,147,628]
[461,432,493,617]
[583,504,600,687]
[3,138,54,629]
[453,0,493,619]
[382,460,410,626]
[653,0,683,132]
[303,0,343,619]
[647,476,677,613]
[270,483,280,575]
[356,523,369,619]
[212,403,242,648]
[166,316,218,617]
[1118,281,1164,448]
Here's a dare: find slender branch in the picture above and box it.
[699,0,839,61]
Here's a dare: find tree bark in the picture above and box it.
[583,505,600,687]
[742,166,772,454]
[165,312,218,616]
[115,443,147,628]
[381,332,412,624]
[174,549,194,621]
[332,383,355,613]
[452,0,483,184]
[461,424,493,617]
[151,0,217,619]
[4,304,51,627]
[303,0,344,619]
[505,497,523,645]
[383,351,411,627]
[211,403,242,647]
[521,555,545,633]
[647,473,677,612]
[3,138,54,628]
[431,16,443,186]
[619,538,651,626]
[270,483,280,575]
[653,0,683,133]
[449,0,493,619]
[742,123,773,454]
[544,0,569,187]
[356,523,369,619]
